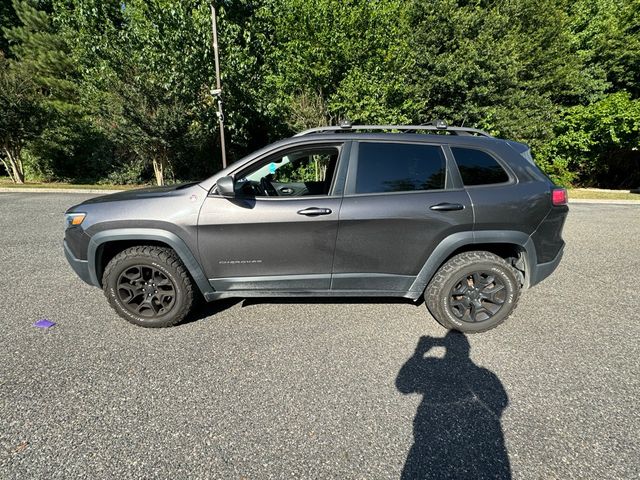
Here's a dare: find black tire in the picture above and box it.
[424,251,520,334]
[103,246,194,328]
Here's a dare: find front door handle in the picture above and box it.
[429,203,464,211]
[280,187,294,195]
[297,207,332,216]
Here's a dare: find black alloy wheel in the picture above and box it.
[424,251,521,333]
[116,265,177,317]
[448,271,507,323]
[103,246,194,328]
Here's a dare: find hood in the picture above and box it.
[77,182,205,206]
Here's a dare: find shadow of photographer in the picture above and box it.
[396,332,511,479]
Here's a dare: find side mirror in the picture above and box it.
[216,175,236,198]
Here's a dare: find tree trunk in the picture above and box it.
[152,154,166,186]
[2,147,25,184]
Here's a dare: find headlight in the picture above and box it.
[65,212,86,227]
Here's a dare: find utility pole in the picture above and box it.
[210,2,227,168]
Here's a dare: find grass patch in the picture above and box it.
[568,188,640,200]
[0,177,144,190]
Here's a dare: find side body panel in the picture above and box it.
[332,190,473,291]
[197,196,342,291]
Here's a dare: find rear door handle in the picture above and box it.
[297,207,332,216]
[429,203,464,211]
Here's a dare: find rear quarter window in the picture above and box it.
[451,147,509,186]
[355,142,446,194]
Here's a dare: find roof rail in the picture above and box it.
[294,123,492,138]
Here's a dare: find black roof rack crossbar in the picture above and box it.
[294,124,492,138]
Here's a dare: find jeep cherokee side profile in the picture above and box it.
[63,124,568,333]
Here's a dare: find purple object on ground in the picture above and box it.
[33,319,56,329]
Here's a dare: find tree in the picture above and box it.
[255,0,419,130]
[4,0,78,108]
[3,0,97,183]
[407,0,607,146]
[0,53,48,183]
[0,0,19,55]
[48,0,207,184]
[538,92,640,187]
[96,72,196,186]
[569,0,640,98]
[52,0,254,184]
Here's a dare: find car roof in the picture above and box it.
[296,132,505,146]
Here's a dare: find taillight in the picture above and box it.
[551,188,568,206]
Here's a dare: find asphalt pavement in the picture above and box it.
[0,192,638,479]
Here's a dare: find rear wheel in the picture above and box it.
[103,246,194,328]
[425,251,520,333]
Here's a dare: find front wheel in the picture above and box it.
[103,246,194,328]
[425,251,521,333]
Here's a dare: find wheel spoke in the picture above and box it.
[477,276,494,291]
[117,264,176,318]
[451,298,469,308]
[158,284,175,295]
[483,291,505,305]
[118,284,140,304]
[136,299,158,316]
[469,301,478,321]
[136,301,150,314]
[122,267,141,281]
[451,282,468,295]
[470,301,492,322]
[482,282,506,305]
[461,308,474,323]
[482,283,505,294]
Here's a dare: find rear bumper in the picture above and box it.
[529,243,564,288]
[64,240,93,286]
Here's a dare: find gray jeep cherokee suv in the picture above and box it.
[64,124,568,333]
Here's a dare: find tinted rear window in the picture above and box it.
[355,143,446,194]
[451,147,509,185]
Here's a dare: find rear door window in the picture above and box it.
[354,142,446,194]
[451,147,509,186]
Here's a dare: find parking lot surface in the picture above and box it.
[0,192,638,479]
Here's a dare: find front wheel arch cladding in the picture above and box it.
[87,228,215,300]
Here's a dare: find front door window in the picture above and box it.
[235,146,339,197]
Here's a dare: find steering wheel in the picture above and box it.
[260,177,278,197]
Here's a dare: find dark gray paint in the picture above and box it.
[333,190,473,280]
[64,131,567,302]
[88,228,216,300]
[197,196,343,286]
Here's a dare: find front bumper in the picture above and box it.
[529,243,564,288]
[64,240,93,285]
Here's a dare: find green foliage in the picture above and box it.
[569,0,640,97]
[408,0,606,145]
[272,154,331,183]
[1,0,638,187]
[5,0,78,108]
[538,92,640,187]
[256,0,419,128]
[50,0,219,184]
[0,0,19,54]
[0,52,48,183]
